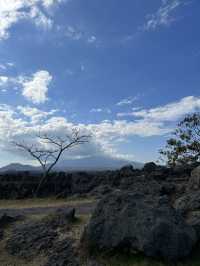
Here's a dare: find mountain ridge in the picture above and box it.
[0,156,143,173]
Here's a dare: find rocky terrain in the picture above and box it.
[0,162,200,265]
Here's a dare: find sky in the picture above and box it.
[0,0,200,166]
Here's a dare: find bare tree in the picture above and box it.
[13,128,90,196]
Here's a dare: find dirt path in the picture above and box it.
[0,201,96,217]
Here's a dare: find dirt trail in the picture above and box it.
[0,201,96,217]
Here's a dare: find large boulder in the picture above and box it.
[189,166,200,190]
[82,191,197,261]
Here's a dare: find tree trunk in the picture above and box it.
[34,172,48,197]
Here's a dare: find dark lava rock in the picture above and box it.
[119,165,135,177]
[189,166,200,190]
[82,191,197,261]
[86,260,105,266]
[45,239,79,266]
[6,220,58,258]
[160,183,176,196]
[119,175,161,196]
[0,229,3,240]
[89,185,113,198]
[143,162,157,173]
[187,212,200,239]
[0,212,23,240]
[174,191,200,213]
[0,212,22,228]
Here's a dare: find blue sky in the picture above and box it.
[0,0,200,166]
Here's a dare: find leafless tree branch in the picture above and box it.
[13,128,91,196]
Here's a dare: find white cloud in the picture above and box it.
[0,0,65,40]
[90,108,103,113]
[29,6,53,29]
[132,96,200,122]
[0,75,17,91]
[0,64,7,70]
[87,35,97,43]
[0,76,9,85]
[59,25,97,44]
[21,70,52,104]
[80,64,85,72]
[17,106,58,124]
[0,76,9,92]
[116,96,139,106]
[65,25,83,40]
[0,62,15,70]
[142,0,184,31]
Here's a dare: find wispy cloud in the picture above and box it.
[142,0,185,31]
[57,24,97,44]
[90,108,111,114]
[64,25,83,41]
[116,96,139,106]
[87,35,97,43]
[0,62,15,71]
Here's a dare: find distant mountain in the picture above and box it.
[54,156,144,171]
[0,163,40,173]
[0,156,143,173]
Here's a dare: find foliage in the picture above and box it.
[160,113,200,166]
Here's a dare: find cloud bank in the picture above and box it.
[0,96,199,162]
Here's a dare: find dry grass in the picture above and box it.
[0,196,95,209]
